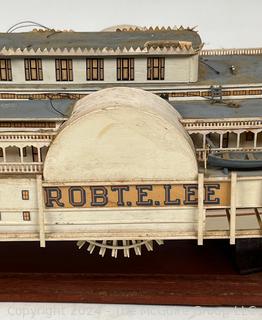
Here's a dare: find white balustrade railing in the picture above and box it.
[200,48,262,56]
[182,120,262,131]
[0,133,55,141]
[0,162,43,173]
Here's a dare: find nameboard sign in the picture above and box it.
[44,182,230,208]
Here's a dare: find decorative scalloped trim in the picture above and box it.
[115,25,198,32]
[144,40,193,51]
[0,42,197,56]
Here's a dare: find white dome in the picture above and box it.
[43,88,198,182]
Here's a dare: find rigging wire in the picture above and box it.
[8,24,46,33]
[200,59,220,74]
[47,97,67,117]
[7,20,52,33]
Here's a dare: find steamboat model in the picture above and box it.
[0,23,262,258]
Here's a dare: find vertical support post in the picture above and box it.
[202,134,207,170]
[36,174,46,247]
[219,133,223,149]
[37,147,41,163]
[254,132,257,148]
[3,148,6,162]
[20,147,23,163]
[204,150,207,170]
[230,171,237,245]
[202,134,206,149]
[236,133,240,148]
[198,172,204,245]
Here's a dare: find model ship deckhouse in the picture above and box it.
[0,25,262,258]
[0,26,202,91]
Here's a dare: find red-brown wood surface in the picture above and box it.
[0,240,261,305]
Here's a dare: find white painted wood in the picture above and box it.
[237,133,240,148]
[200,48,262,56]
[36,175,45,247]
[0,178,37,209]
[254,132,258,148]
[0,163,43,173]
[197,173,204,245]
[236,179,262,207]
[1,174,262,242]
[219,134,223,148]
[42,179,197,186]
[230,172,237,245]
[1,78,262,245]
[255,208,262,231]
[4,55,198,84]
[165,56,197,82]
[44,207,198,223]
[44,88,198,182]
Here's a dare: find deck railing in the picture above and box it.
[181,119,262,131]
[200,48,262,56]
[0,162,43,173]
[0,132,55,141]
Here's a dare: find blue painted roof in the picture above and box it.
[171,98,262,119]
[0,99,74,120]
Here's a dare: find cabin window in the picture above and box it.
[55,59,73,81]
[18,148,27,157]
[222,132,229,148]
[24,59,43,81]
[86,58,104,81]
[32,146,39,162]
[147,57,165,80]
[0,59,12,81]
[22,190,30,200]
[246,132,254,141]
[116,58,134,81]
[22,211,31,221]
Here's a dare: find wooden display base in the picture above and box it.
[0,240,261,305]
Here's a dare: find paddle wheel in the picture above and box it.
[77,240,164,258]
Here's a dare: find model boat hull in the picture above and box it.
[208,152,262,169]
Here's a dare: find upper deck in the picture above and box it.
[0,27,260,100]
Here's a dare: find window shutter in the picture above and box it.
[160,58,165,80]
[147,58,152,80]
[86,59,91,80]
[68,59,73,81]
[130,58,134,80]
[38,59,43,80]
[55,59,60,81]
[7,59,12,81]
[117,58,121,80]
[100,58,104,80]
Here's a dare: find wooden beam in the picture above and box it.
[2,148,6,162]
[219,134,223,148]
[255,208,262,231]
[254,132,258,148]
[225,208,230,223]
[236,133,240,148]
[230,172,237,245]
[198,173,205,245]
[36,174,46,247]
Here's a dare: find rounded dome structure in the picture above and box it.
[43,88,198,182]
